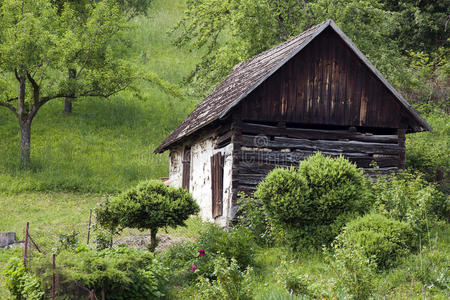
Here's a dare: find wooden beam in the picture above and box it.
[240,122,399,143]
[240,135,401,155]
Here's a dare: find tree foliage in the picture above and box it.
[0,0,135,164]
[173,0,449,95]
[96,180,199,251]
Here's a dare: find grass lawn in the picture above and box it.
[0,0,200,194]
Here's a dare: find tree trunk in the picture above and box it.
[149,229,158,252]
[17,74,31,166]
[20,120,31,166]
[64,97,72,114]
[64,68,76,114]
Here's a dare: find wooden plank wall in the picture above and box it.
[240,28,409,129]
[232,122,404,195]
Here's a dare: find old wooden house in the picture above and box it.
[155,20,431,226]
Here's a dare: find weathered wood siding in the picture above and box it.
[239,28,410,129]
[231,122,405,195]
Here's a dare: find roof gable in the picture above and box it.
[155,20,431,153]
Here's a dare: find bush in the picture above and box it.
[335,213,417,269]
[371,171,448,230]
[406,105,449,187]
[236,192,275,246]
[161,223,256,285]
[255,153,369,249]
[96,180,199,250]
[327,244,377,300]
[196,224,256,270]
[56,230,79,252]
[194,257,254,300]
[276,261,317,297]
[33,247,168,299]
[3,257,44,300]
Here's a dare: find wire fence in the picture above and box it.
[23,222,97,300]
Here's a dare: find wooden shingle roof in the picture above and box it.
[155,20,431,153]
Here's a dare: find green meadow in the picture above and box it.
[0,0,448,299]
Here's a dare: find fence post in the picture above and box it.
[87,209,92,245]
[52,254,56,300]
[23,222,29,267]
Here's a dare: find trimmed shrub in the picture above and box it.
[335,213,417,269]
[96,180,199,250]
[255,152,369,249]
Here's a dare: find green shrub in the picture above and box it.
[3,257,44,300]
[276,261,316,297]
[161,223,256,285]
[161,240,215,283]
[255,153,369,249]
[377,223,450,298]
[236,192,275,246]
[56,230,80,251]
[371,171,447,230]
[96,180,199,250]
[33,247,168,299]
[406,247,450,291]
[194,257,254,300]
[196,223,256,270]
[335,213,417,269]
[406,106,449,186]
[327,244,377,300]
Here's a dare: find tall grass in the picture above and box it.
[0,0,200,194]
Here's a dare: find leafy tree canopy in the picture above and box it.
[0,0,135,163]
[96,180,199,251]
[173,0,449,95]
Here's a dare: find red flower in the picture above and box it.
[190,265,197,271]
[198,249,205,256]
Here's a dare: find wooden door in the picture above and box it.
[182,148,191,190]
[211,153,224,218]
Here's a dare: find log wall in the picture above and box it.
[232,121,404,195]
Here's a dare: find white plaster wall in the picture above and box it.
[190,137,215,222]
[168,146,183,188]
[167,132,234,227]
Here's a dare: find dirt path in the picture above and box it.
[113,233,194,252]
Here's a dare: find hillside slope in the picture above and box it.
[0,0,199,194]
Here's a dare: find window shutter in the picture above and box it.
[182,148,191,190]
[211,153,224,218]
